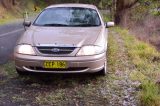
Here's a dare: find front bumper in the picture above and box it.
[14,52,106,73]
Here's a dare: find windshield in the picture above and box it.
[33,7,101,27]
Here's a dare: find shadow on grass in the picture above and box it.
[7,72,102,90]
[1,61,105,94]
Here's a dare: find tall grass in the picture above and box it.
[140,81,160,106]
[114,27,160,106]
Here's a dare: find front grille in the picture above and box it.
[28,66,87,72]
[37,46,76,55]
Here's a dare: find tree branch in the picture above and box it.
[125,0,139,9]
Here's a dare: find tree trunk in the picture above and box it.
[12,0,16,5]
[1,0,15,9]
[115,0,125,26]
[114,0,138,27]
[115,8,130,27]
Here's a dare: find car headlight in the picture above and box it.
[77,45,104,56]
[15,44,36,55]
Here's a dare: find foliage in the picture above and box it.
[133,0,160,19]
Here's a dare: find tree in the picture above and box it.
[113,0,160,26]
[114,0,139,27]
[12,0,16,5]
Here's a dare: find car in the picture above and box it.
[14,4,114,76]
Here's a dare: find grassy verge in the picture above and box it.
[0,14,16,25]
[114,27,160,106]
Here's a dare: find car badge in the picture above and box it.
[51,48,60,53]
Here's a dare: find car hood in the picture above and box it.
[19,26,103,47]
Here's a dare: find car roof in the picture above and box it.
[46,3,97,10]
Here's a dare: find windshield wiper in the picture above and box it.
[74,24,100,27]
[42,23,69,27]
[35,23,100,27]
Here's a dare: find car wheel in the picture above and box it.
[98,61,107,76]
[16,68,28,76]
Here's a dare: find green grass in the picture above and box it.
[0,62,17,78]
[140,81,160,106]
[103,14,112,22]
[107,29,119,72]
[114,27,160,106]
[36,89,66,105]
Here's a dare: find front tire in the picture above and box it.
[98,61,107,76]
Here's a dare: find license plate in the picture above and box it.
[44,61,67,69]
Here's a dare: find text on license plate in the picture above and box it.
[44,61,67,68]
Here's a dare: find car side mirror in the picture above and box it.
[23,21,31,27]
[106,22,115,28]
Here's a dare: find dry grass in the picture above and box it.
[129,14,160,51]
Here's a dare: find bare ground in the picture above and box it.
[0,30,140,106]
